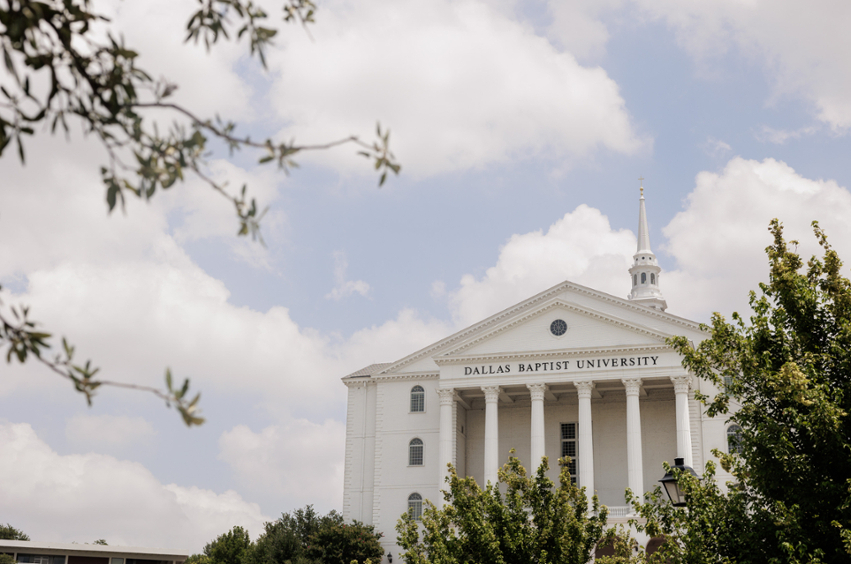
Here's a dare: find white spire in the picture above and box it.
[637,180,652,253]
[628,180,667,311]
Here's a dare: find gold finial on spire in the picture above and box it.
[638,176,644,197]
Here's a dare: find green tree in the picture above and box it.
[92,540,108,546]
[624,219,851,563]
[396,455,612,564]
[304,520,382,564]
[0,523,29,540]
[184,555,211,564]
[620,462,751,564]
[0,554,17,564]
[245,505,327,564]
[0,0,399,425]
[205,526,252,564]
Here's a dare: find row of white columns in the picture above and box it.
[437,375,694,500]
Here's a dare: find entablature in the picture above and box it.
[434,343,672,366]
[372,371,439,381]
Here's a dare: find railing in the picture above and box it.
[606,506,632,518]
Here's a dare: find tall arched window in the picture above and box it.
[727,425,742,454]
[633,274,637,286]
[409,438,424,466]
[641,272,647,284]
[408,493,423,520]
[410,385,425,412]
[651,273,656,284]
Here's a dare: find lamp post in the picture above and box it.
[658,457,698,507]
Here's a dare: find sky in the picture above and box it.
[3,0,851,552]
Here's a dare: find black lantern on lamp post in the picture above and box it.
[658,457,698,507]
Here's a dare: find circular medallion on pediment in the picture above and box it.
[550,319,567,336]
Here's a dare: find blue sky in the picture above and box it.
[3,0,851,552]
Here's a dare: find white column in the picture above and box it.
[482,386,501,486]
[671,375,694,467]
[574,380,595,506]
[527,383,547,472]
[437,388,456,492]
[622,378,644,502]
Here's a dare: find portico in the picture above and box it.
[435,371,693,512]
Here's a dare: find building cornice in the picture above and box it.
[342,377,376,387]
[373,372,440,381]
[434,343,673,366]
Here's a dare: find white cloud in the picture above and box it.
[340,308,452,366]
[755,125,820,145]
[546,0,624,61]
[447,205,635,326]
[325,251,371,301]
[66,414,156,453]
[268,0,645,177]
[0,422,269,551]
[662,157,851,321]
[634,0,851,128]
[545,0,851,130]
[218,418,346,513]
[703,137,732,157]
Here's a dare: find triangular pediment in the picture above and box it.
[440,298,671,359]
[371,279,704,377]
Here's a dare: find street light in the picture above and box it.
[658,457,697,507]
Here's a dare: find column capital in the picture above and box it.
[482,386,501,403]
[437,388,456,405]
[622,378,643,397]
[574,380,595,399]
[671,375,691,394]
[527,383,548,401]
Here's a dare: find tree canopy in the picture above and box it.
[195,507,382,564]
[204,526,253,564]
[0,522,29,540]
[623,219,851,563]
[396,455,613,564]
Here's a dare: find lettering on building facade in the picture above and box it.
[463,356,659,376]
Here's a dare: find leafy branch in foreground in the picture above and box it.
[0,0,401,424]
[1,0,401,240]
[0,285,205,426]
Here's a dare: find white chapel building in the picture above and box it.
[341,192,731,559]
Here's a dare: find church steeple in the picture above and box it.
[628,180,667,311]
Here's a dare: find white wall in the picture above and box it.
[372,377,440,559]
[343,381,377,523]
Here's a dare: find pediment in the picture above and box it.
[372,279,702,377]
[439,298,671,359]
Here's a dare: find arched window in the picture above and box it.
[409,438,424,466]
[410,385,425,412]
[727,425,742,454]
[633,274,637,286]
[651,273,656,285]
[641,272,647,284]
[408,493,423,520]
